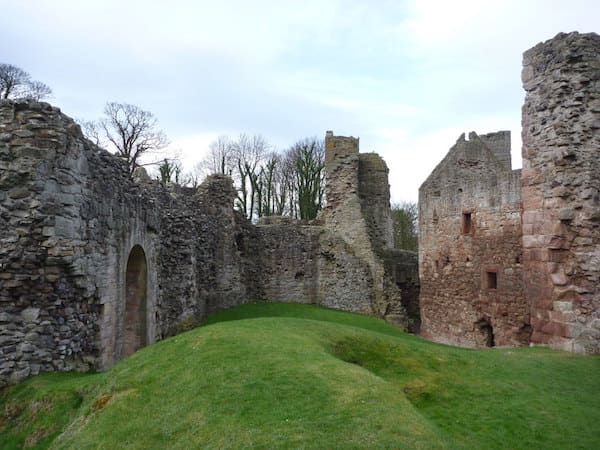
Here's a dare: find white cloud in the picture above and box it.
[2,0,597,204]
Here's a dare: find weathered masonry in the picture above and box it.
[419,131,526,347]
[419,31,600,354]
[0,103,416,386]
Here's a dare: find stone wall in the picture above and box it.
[257,216,376,312]
[258,132,410,318]
[257,216,321,304]
[418,31,600,354]
[0,100,160,382]
[322,132,407,322]
[358,153,394,252]
[1,105,415,386]
[383,249,420,333]
[419,132,528,347]
[521,31,600,353]
[153,176,261,339]
[0,100,264,385]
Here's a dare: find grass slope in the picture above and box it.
[1,302,599,449]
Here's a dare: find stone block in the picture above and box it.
[21,307,40,322]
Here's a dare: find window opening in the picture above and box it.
[462,212,472,234]
[486,271,497,289]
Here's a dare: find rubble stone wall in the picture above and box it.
[383,249,420,333]
[322,132,408,322]
[358,153,394,252]
[257,216,321,304]
[521,31,600,353]
[0,100,264,385]
[0,100,161,383]
[153,177,261,339]
[1,105,414,386]
[257,216,375,312]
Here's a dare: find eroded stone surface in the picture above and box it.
[418,31,599,354]
[521,31,600,354]
[0,106,411,386]
[419,131,527,347]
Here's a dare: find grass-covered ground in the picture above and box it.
[1,302,599,449]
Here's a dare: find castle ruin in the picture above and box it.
[0,107,416,386]
[419,31,600,354]
[1,31,598,387]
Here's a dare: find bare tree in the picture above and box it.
[256,151,280,217]
[24,80,52,101]
[79,119,102,146]
[280,150,298,217]
[0,64,28,99]
[99,102,168,174]
[0,63,52,100]
[199,135,235,176]
[196,132,323,220]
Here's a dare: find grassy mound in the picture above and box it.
[1,302,599,449]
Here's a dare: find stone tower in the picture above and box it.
[321,131,406,322]
[521,31,600,353]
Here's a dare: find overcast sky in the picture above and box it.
[2,0,598,202]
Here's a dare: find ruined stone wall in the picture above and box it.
[154,177,260,338]
[383,249,420,333]
[358,153,394,252]
[256,133,411,320]
[321,132,407,322]
[0,104,418,386]
[479,130,512,170]
[256,216,321,304]
[521,31,600,354]
[0,100,161,384]
[257,216,375,312]
[419,132,527,347]
[0,100,262,385]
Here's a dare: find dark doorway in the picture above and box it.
[476,318,495,347]
[124,245,147,356]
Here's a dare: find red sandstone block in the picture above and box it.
[550,271,568,286]
[546,235,567,249]
[538,320,558,336]
[548,310,567,323]
[531,331,550,344]
[531,317,548,329]
[521,192,543,209]
[522,211,540,225]
[523,235,541,248]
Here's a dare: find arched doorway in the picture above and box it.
[123,245,147,356]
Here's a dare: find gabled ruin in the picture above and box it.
[419,31,600,354]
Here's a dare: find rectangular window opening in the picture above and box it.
[486,271,497,289]
[462,212,472,234]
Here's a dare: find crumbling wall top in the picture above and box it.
[325,130,359,165]
[522,31,600,90]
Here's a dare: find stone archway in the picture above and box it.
[123,245,147,356]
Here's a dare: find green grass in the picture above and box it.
[1,302,599,449]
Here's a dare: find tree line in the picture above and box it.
[196,134,325,221]
[2,62,417,248]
